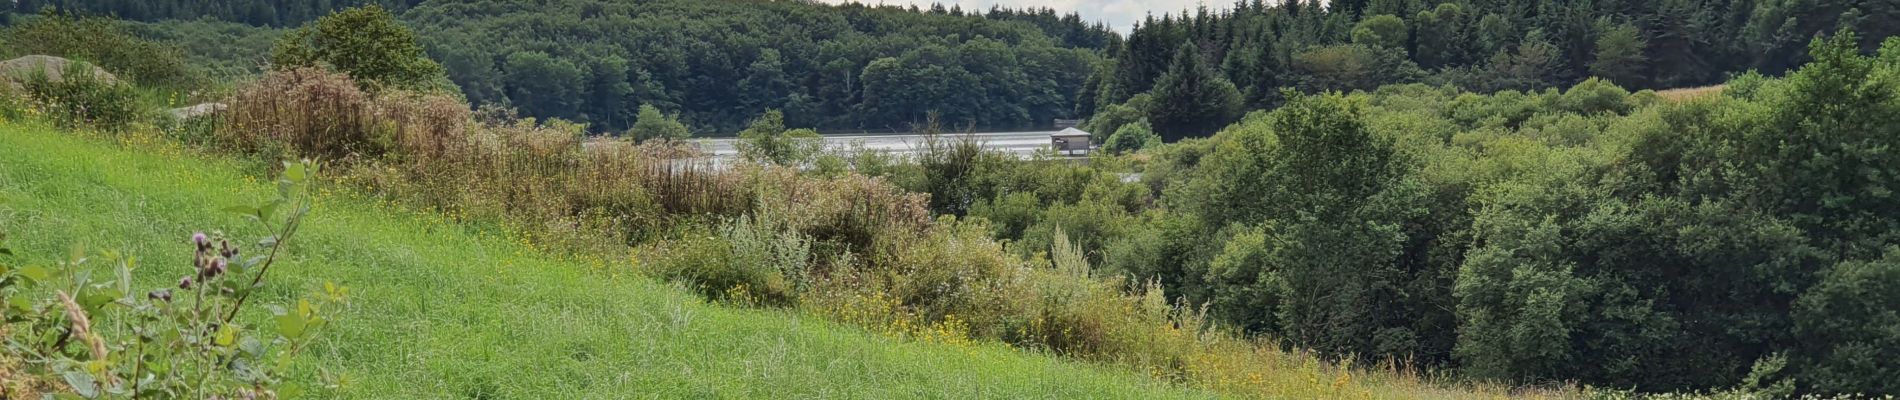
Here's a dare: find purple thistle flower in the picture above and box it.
[192,232,210,250]
[208,257,227,277]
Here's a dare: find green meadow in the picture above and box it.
[0,123,1208,399]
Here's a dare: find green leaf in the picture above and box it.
[61,370,98,398]
[18,265,49,281]
[215,324,238,347]
[285,161,307,182]
[278,382,307,399]
[78,288,121,312]
[239,336,266,356]
[275,312,307,339]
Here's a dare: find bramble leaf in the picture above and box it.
[276,312,307,339]
[285,161,307,182]
[215,324,238,347]
[60,371,97,397]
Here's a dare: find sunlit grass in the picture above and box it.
[1654,85,1726,101]
[0,122,1208,399]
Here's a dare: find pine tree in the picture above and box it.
[1589,22,1649,87]
[1146,41,1244,141]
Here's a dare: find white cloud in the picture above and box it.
[822,0,1221,33]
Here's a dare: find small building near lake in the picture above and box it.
[1050,127,1092,155]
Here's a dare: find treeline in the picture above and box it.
[1083,0,1899,140]
[406,0,1111,133]
[949,34,1900,395]
[9,0,419,26]
[16,0,1117,134]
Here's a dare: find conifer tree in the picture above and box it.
[1145,41,1243,141]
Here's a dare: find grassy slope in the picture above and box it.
[0,123,1209,399]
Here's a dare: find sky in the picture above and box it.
[824,0,1216,33]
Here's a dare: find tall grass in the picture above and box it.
[0,123,1207,399]
[7,62,144,131]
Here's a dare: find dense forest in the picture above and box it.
[11,0,1116,134]
[949,33,1900,394]
[8,0,421,26]
[1081,0,1900,140]
[404,0,1113,133]
[26,0,1900,139]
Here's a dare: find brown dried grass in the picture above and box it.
[1655,85,1726,101]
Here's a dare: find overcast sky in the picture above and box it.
[826,0,1217,33]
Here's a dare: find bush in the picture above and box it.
[19,61,143,131]
[1079,94,1149,142]
[270,5,445,91]
[1556,77,1633,115]
[626,104,690,142]
[221,67,468,162]
[1102,119,1159,154]
[221,67,374,159]
[641,217,810,306]
[736,110,822,166]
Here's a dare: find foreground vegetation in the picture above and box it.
[0,124,1211,398]
[2,2,1895,398]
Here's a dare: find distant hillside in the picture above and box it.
[10,0,419,26]
[16,0,1119,134]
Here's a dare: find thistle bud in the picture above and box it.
[179,276,193,290]
[148,289,173,302]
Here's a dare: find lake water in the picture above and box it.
[693,130,1070,159]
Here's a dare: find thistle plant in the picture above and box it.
[0,159,346,399]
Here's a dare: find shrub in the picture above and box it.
[640,217,808,305]
[1556,77,1633,115]
[626,104,690,142]
[18,61,143,131]
[736,110,822,166]
[221,67,374,159]
[270,5,445,91]
[1079,94,1149,142]
[1102,119,1159,154]
[222,67,469,163]
[969,191,1041,239]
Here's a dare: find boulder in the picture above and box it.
[0,55,120,91]
[169,102,227,120]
